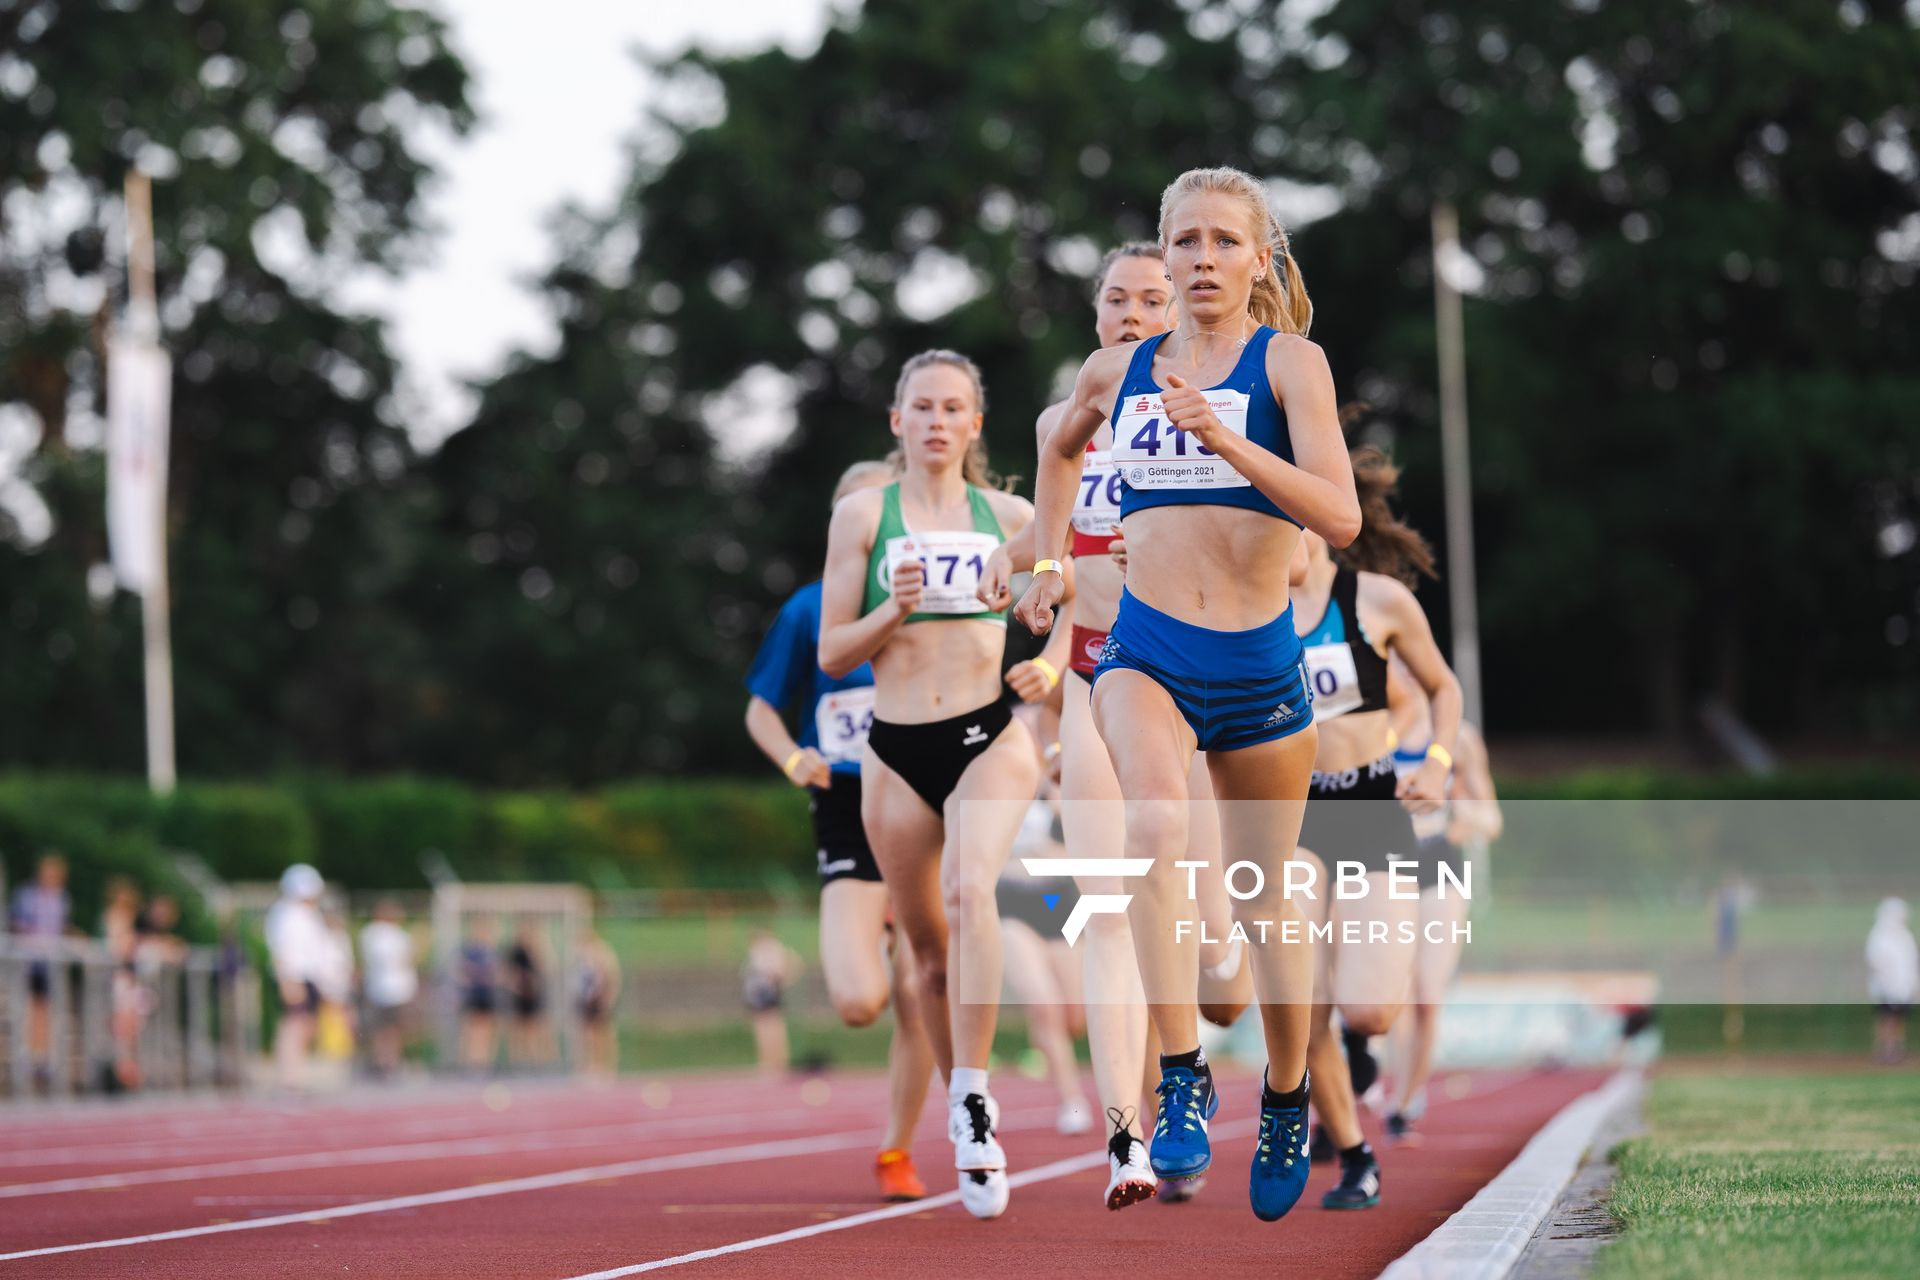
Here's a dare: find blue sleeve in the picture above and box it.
[744,592,817,711]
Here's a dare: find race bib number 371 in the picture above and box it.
[882,531,1001,614]
[1111,389,1252,490]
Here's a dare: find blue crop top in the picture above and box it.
[1109,326,1299,526]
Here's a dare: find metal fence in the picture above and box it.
[0,936,255,1100]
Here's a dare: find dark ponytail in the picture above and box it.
[1335,445,1436,588]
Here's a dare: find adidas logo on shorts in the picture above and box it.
[1264,701,1297,728]
[962,724,988,745]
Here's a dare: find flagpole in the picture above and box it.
[1431,200,1484,729]
[124,170,176,795]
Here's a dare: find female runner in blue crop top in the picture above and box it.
[1014,166,1359,1225]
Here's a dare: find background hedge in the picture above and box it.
[4,766,1913,939]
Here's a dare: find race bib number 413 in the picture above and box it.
[882,531,1001,614]
[1111,389,1252,490]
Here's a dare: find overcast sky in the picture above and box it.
[344,0,836,445]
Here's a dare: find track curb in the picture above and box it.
[1376,1069,1643,1280]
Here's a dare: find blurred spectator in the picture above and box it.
[358,899,418,1079]
[1867,897,1917,1064]
[134,895,188,970]
[102,878,146,1091]
[9,853,72,1083]
[314,905,358,1066]
[742,928,801,1078]
[573,923,622,1079]
[265,864,329,1089]
[505,920,554,1068]
[458,916,501,1074]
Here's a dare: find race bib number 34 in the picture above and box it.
[1112,389,1252,490]
[815,687,876,763]
[883,531,1000,614]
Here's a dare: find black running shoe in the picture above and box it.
[1308,1123,1334,1164]
[1321,1149,1381,1210]
[1386,1111,1411,1141]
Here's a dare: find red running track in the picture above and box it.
[0,1065,1606,1278]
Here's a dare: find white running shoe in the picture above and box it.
[1058,1099,1095,1136]
[958,1168,1010,1219]
[949,1092,1005,1172]
[1104,1108,1157,1211]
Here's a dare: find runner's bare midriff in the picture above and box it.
[1120,504,1302,632]
[870,621,1005,723]
[1313,707,1395,774]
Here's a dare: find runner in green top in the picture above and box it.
[819,349,1046,1222]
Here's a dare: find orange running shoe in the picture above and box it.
[874,1148,927,1202]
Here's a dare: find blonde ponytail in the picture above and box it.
[1273,242,1312,336]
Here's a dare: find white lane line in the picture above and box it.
[0,1106,1058,1263]
[0,1080,899,1171]
[0,1131,882,1263]
[1378,1070,1642,1280]
[559,1117,1263,1279]
[0,1105,883,1200]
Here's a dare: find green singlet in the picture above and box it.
[861,482,1008,624]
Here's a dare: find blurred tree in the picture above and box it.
[1266,0,1920,740]
[413,0,1920,778]
[402,0,1268,779]
[8,0,1913,784]
[0,0,471,771]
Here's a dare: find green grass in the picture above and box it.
[599,900,1886,978]
[1597,1070,1920,1280]
[1465,899,1879,962]
[1654,1004,1880,1057]
[600,909,819,970]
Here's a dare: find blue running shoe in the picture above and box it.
[1150,1067,1215,1179]
[1249,1074,1311,1222]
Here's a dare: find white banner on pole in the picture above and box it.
[106,336,171,595]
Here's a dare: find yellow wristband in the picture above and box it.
[1033,558,1065,577]
[781,749,806,780]
[1386,727,1399,751]
[1031,656,1060,689]
[1425,743,1454,771]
